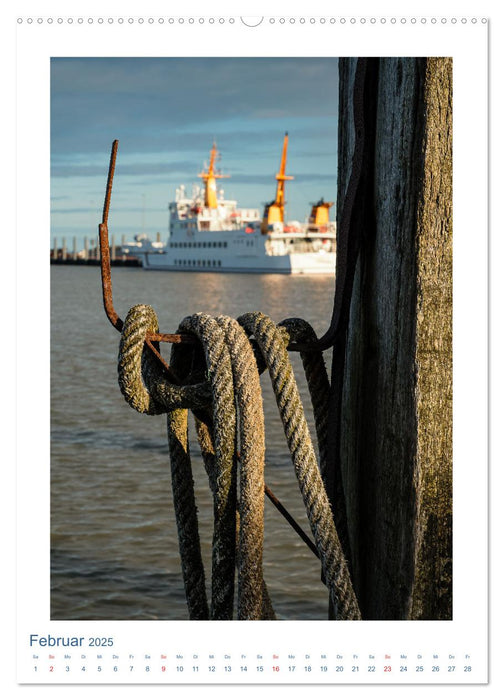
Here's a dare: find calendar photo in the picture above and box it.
[14,12,488,687]
[49,54,452,625]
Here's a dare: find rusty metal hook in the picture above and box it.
[99,141,121,332]
[98,140,195,380]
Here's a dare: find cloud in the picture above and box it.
[50,57,338,156]
[226,173,336,185]
[51,160,197,179]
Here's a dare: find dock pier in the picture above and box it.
[50,235,141,266]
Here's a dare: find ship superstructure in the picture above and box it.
[134,136,336,274]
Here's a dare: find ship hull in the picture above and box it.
[142,249,336,275]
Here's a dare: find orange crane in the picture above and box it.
[198,142,229,209]
[261,132,294,234]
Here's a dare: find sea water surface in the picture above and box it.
[51,265,336,620]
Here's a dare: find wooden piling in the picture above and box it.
[331,58,452,620]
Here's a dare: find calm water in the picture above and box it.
[51,265,336,620]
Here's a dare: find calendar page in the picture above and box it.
[12,1,490,695]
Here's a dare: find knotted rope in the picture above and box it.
[117,304,360,620]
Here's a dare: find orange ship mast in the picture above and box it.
[198,142,230,209]
[261,132,294,233]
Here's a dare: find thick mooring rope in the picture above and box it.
[239,313,360,620]
[213,315,270,621]
[118,304,361,620]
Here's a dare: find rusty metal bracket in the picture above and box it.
[98,140,196,380]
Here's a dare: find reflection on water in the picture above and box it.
[51,266,335,620]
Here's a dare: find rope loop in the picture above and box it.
[118,304,212,415]
[116,305,361,620]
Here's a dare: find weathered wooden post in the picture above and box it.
[331,57,452,620]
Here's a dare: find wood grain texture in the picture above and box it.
[333,58,452,619]
[409,58,453,619]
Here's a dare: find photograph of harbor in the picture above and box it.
[51,57,452,621]
[51,56,342,620]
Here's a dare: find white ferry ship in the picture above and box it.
[137,134,336,274]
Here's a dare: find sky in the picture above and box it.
[50,57,339,249]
